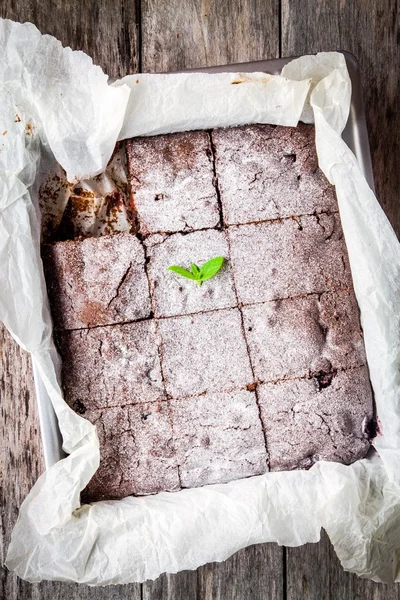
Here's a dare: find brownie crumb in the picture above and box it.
[312,368,337,391]
[73,400,86,415]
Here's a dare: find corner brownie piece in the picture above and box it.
[258,367,373,470]
[83,402,180,501]
[43,233,151,330]
[212,122,337,224]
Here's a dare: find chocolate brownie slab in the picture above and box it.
[242,289,366,383]
[83,402,180,501]
[127,130,220,234]
[43,232,151,330]
[170,390,267,487]
[257,367,373,470]
[56,320,165,411]
[41,123,374,502]
[212,123,337,224]
[145,229,236,318]
[228,214,352,305]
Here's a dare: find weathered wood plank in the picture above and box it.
[197,544,284,600]
[0,2,142,598]
[142,571,197,600]
[0,325,43,600]
[141,0,280,71]
[0,325,142,600]
[282,0,400,236]
[140,2,283,598]
[0,0,140,77]
[286,530,400,600]
[282,1,400,597]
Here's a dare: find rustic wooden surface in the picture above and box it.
[0,0,399,598]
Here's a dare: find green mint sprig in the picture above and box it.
[167,256,225,286]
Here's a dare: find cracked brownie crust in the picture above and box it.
[42,233,151,330]
[44,123,374,502]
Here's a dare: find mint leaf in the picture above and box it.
[190,264,200,277]
[199,256,225,282]
[167,256,225,286]
[167,265,197,280]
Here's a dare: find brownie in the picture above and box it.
[228,213,352,305]
[145,229,236,318]
[170,390,267,487]
[212,122,337,224]
[242,289,367,382]
[157,309,254,398]
[56,320,165,410]
[82,402,180,501]
[127,130,220,234]
[43,123,374,502]
[43,233,151,329]
[258,367,373,470]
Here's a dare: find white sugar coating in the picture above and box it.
[157,308,254,398]
[145,229,237,318]
[127,130,220,234]
[56,320,165,411]
[228,213,352,305]
[42,233,151,330]
[258,366,373,471]
[170,390,268,488]
[243,289,366,382]
[212,123,337,225]
[83,402,180,501]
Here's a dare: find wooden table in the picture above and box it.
[0,1,398,598]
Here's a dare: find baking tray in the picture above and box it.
[32,52,375,469]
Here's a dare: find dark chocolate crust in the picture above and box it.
[44,123,374,502]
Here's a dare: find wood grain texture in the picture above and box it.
[282,0,400,236]
[0,2,141,598]
[197,544,284,600]
[282,2,400,595]
[0,325,142,600]
[141,0,280,71]
[0,0,139,77]
[0,0,399,598]
[142,571,198,600]
[286,530,400,600]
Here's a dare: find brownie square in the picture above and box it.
[145,229,236,318]
[170,390,268,487]
[212,123,337,225]
[56,320,165,411]
[157,309,254,398]
[228,213,352,305]
[83,402,180,501]
[257,366,373,470]
[127,131,220,234]
[42,232,151,330]
[242,289,366,382]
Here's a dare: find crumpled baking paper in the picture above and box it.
[1,17,400,584]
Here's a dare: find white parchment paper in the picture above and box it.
[1,18,400,584]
